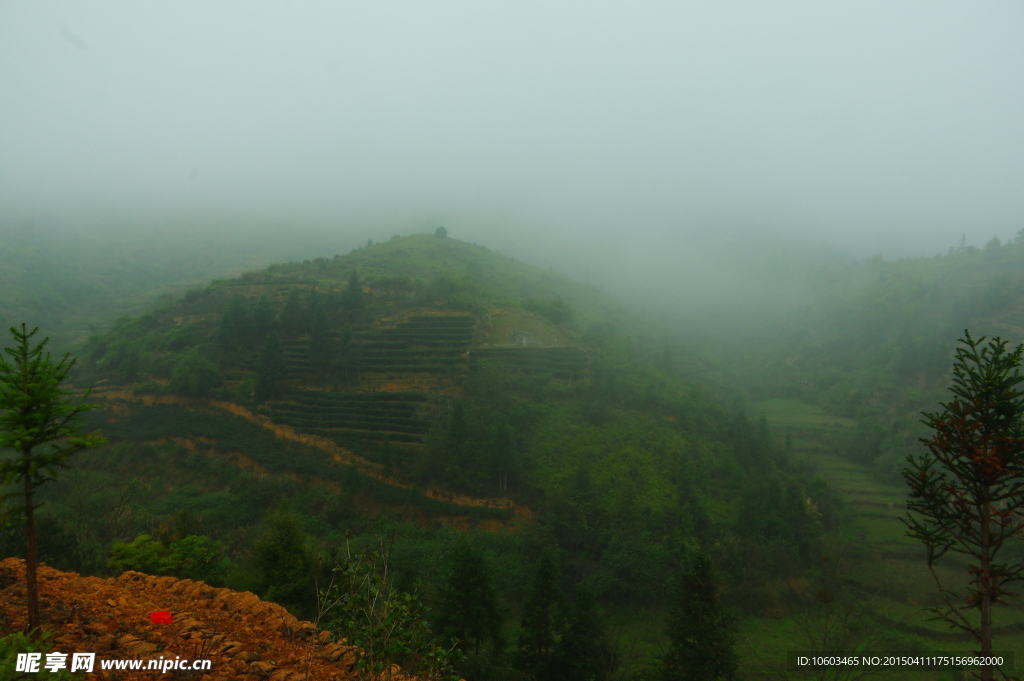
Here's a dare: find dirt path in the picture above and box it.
[94,389,532,521]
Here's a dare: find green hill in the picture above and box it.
[698,234,1024,480]
[1,233,846,676]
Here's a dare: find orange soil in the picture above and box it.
[0,558,424,681]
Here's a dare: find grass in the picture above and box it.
[745,398,1024,680]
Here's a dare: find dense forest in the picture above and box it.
[3,229,1024,679]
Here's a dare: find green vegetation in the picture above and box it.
[662,552,737,681]
[515,554,561,678]
[435,540,501,655]
[10,232,1024,678]
[107,532,230,585]
[0,324,106,631]
[253,508,316,612]
[318,539,461,681]
[714,232,1024,485]
[904,333,1024,679]
[0,631,81,680]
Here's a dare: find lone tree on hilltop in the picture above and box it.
[903,331,1024,681]
[0,324,106,632]
[662,551,737,681]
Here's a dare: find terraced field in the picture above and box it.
[262,390,431,446]
[741,398,1024,680]
[235,338,316,379]
[245,312,594,452]
[355,314,475,373]
[470,346,588,378]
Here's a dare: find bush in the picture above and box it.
[168,348,223,396]
[522,297,573,325]
[107,533,230,585]
[319,540,461,680]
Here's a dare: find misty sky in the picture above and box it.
[3,2,1024,302]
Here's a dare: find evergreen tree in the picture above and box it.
[0,324,107,631]
[254,509,314,611]
[435,539,501,654]
[516,554,561,679]
[307,306,333,377]
[251,295,275,345]
[903,332,1024,681]
[281,290,306,336]
[551,588,611,681]
[662,552,737,681]
[255,334,287,401]
[342,270,365,317]
[217,295,249,358]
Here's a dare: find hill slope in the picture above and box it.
[698,235,1024,480]
[2,233,848,677]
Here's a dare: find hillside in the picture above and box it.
[72,234,631,509]
[2,233,842,678]
[697,233,1024,480]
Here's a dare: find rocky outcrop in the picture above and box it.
[0,558,414,680]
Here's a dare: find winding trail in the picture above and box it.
[94,388,532,521]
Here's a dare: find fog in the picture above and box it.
[3,1,1024,310]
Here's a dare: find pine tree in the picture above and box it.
[903,331,1024,681]
[342,270,365,318]
[251,295,276,345]
[662,552,737,681]
[0,324,107,631]
[516,554,561,679]
[217,295,248,358]
[255,334,287,401]
[551,588,611,681]
[435,539,501,655]
[254,509,314,611]
[281,290,306,336]
[307,307,333,378]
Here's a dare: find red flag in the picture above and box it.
[149,611,173,625]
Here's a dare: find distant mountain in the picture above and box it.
[726,233,1024,479]
[0,221,357,351]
